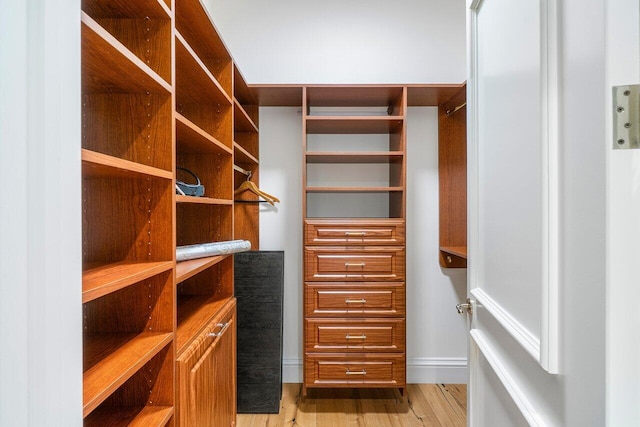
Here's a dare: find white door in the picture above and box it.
[463,0,630,425]
[606,0,640,425]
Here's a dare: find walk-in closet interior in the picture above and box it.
[80,0,467,424]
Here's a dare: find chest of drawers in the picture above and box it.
[303,219,406,395]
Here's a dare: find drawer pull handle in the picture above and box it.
[345,334,367,340]
[345,262,366,267]
[345,369,367,375]
[345,232,366,236]
[208,322,230,338]
[345,298,367,304]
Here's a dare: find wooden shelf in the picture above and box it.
[306,186,404,193]
[234,99,259,133]
[234,142,259,165]
[440,246,467,259]
[406,84,465,106]
[175,32,231,106]
[175,195,233,205]
[251,84,303,106]
[176,113,233,154]
[83,332,173,417]
[176,255,229,284]
[82,261,174,303]
[81,13,171,94]
[82,0,171,19]
[176,295,234,355]
[306,116,404,134]
[439,247,467,269]
[84,405,174,427]
[306,151,404,164]
[82,149,173,180]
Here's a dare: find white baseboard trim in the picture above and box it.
[282,358,304,383]
[281,357,468,384]
[407,357,468,384]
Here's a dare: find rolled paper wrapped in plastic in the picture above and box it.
[176,240,252,262]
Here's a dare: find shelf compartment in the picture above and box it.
[83,333,173,416]
[176,258,234,354]
[176,33,232,145]
[306,132,403,153]
[177,144,233,201]
[307,162,403,189]
[83,175,173,266]
[176,204,233,247]
[84,405,174,427]
[233,142,259,165]
[307,192,404,219]
[175,0,233,97]
[306,152,404,164]
[176,255,230,284]
[82,0,172,83]
[233,65,259,126]
[176,113,233,154]
[82,149,173,180]
[306,117,404,134]
[82,260,174,303]
[234,99,259,133]
[306,86,405,115]
[82,13,171,94]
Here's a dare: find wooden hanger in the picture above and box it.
[234,167,280,206]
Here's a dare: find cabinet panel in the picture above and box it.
[176,300,236,427]
[305,318,405,353]
[305,247,405,281]
[305,219,404,246]
[305,282,405,317]
[305,353,405,388]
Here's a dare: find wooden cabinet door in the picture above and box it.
[177,302,236,427]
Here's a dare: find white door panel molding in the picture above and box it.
[470,330,545,426]
[468,0,559,373]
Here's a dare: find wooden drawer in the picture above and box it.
[305,282,405,317]
[305,219,405,246]
[304,247,405,281]
[305,318,405,353]
[305,353,405,388]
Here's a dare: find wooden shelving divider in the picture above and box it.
[83,0,248,424]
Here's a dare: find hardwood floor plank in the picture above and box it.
[420,384,465,427]
[236,384,466,427]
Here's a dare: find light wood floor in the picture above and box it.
[236,383,467,427]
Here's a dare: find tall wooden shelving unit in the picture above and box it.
[81,0,175,424]
[301,86,408,396]
[82,0,258,424]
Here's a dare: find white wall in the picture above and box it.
[0,0,82,425]
[205,0,466,84]
[258,106,468,383]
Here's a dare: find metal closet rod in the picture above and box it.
[446,102,467,116]
[233,164,252,178]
